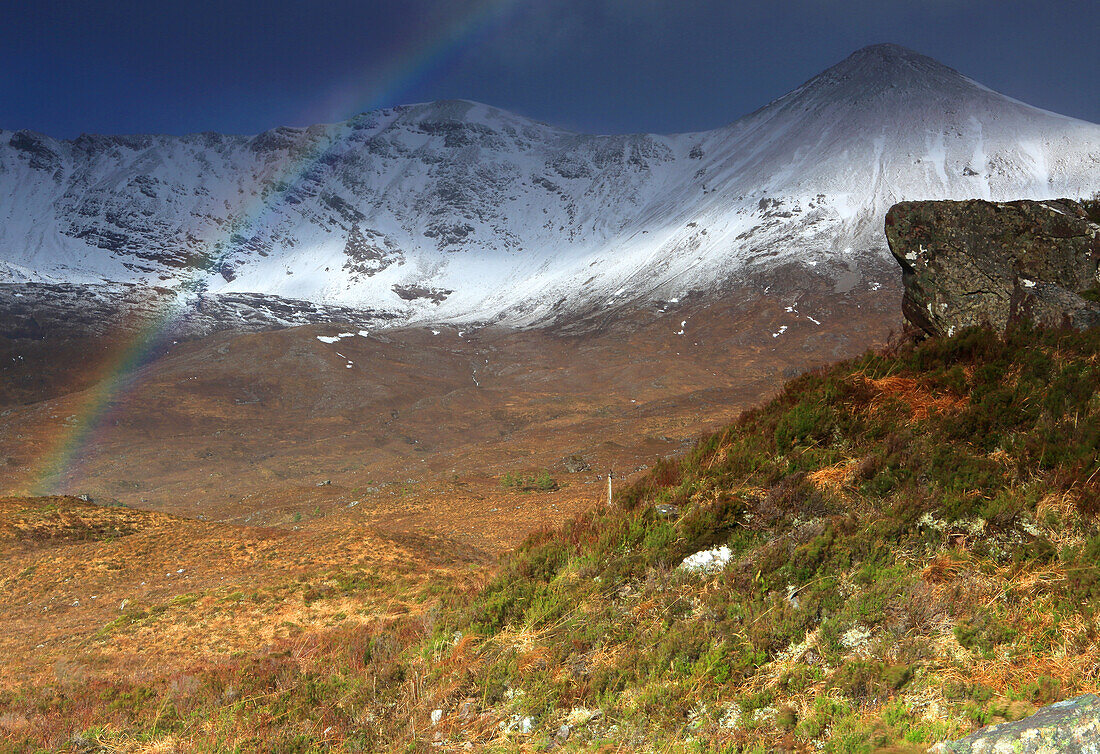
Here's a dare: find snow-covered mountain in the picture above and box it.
[1,44,1097,325]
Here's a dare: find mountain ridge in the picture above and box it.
[1,44,1097,327]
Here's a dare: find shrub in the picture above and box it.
[500,469,558,491]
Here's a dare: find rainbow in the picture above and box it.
[20,0,519,496]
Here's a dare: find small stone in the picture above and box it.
[556,724,571,741]
[679,545,732,574]
[430,709,443,725]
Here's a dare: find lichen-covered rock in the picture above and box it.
[885,199,1100,337]
[932,694,1100,753]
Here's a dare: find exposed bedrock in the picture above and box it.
[885,198,1100,337]
[932,694,1100,754]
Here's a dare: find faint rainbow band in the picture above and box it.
[22,0,518,495]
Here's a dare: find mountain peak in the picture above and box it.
[376,98,564,137]
[847,42,927,62]
[824,43,968,84]
[760,42,996,120]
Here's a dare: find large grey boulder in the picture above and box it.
[932,694,1100,753]
[885,199,1100,337]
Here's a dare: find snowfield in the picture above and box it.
[1,44,1097,326]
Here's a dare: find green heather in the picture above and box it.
[499,469,559,492]
[429,325,1100,751]
[3,326,1099,752]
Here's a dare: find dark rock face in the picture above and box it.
[341,225,404,278]
[932,694,1100,753]
[391,285,452,304]
[885,199,1100,337]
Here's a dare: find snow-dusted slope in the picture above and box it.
[1,44,1097,325]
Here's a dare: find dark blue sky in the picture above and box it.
[3,0,1098,138]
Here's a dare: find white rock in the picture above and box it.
[680,545,732,574]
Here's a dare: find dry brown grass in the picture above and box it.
[997,564,1069,601]
[1037,490,1082,521]
[921,553,970,584]
[947,653,1100,698]
[864,375,968,421]
[807,459,859,494]
[91,735,182,754]
[0,493,488,708]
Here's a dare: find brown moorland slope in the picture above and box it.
[1,269,899,537]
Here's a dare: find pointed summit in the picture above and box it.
[719,41,1065,150]
[796,43,984,101]
[845,42,935,63]
[701,41,1098,233]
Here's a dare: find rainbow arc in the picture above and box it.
[21,0,518,495]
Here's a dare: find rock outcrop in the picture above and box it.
[932,694,1100,753]
[885,199,1100,337]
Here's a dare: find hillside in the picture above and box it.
[3,324,1098,751]
[2,44,1098,326]
[429,326,1100,751]
[455,325,1100,749]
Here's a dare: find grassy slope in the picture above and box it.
[2,326,1099,752]
[427,326,1100,751]
[0,499,486,754]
